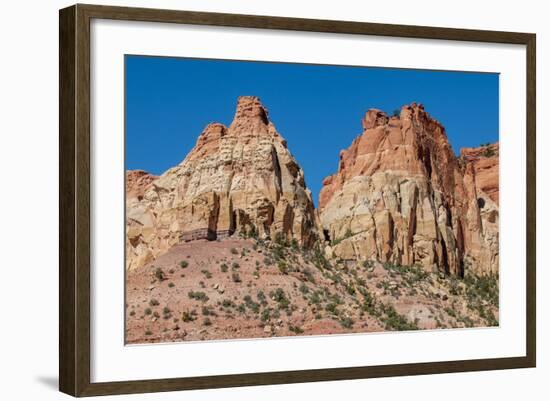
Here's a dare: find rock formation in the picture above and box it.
[319,104,498,276]
[126,170,157,200]
[126,96,318,270]
[460,143,499,204]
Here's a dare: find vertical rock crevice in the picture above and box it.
[319,103,499,277]
[125,96,319,270]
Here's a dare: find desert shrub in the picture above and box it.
[230,248,239,255]
[243,295,260,313]
[231,262,240,269]
[288,324,304,334]
[302,267,315,283]
[345,283,356,296]
[383,263,429,286]
[269,288,290,310]
[188,291,209,302]
[463,273,499,307]
[247,225,258,239]
[154,267,165,281]
[149,299,159,307]
[380,304,418,331]
[261,308,272,322]
[179,261,188,268]
[144,308,152,315]
[339,316,354,329]
[145,330,152,336]
[201,269,212,279]
[448,278,462,295]
[202,306,215,316]
[232,272,241,283]
[222,299,235,308]
[220,263,228,272]
[458,315,475,328]
[311,245,331,271]
[325,302,339,315]
[299,283,309,295]
[444,307,457,318]
[309,291,322,305]
[483,147,496,157]
[168,282,175,288]
[277,260,289,275]
[272,244,285,261]
[361,291,378,315]
[257,290,268,306]
[362,260,374,269]
[203,317,212,326]
[181,311,196,322]
[274,232,288,247]
[355,277,366,287]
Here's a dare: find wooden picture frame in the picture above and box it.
[59,3,536,397]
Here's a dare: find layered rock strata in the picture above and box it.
[319,104,499,276]
[126,96,318,270]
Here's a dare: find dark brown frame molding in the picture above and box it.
[59,3,536,397]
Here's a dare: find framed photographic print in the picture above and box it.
[59,4,536,397]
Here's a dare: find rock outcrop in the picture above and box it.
[460,143,499,205]
[319,104,498,276]
[126,170,157,200]
[126,96,318,270]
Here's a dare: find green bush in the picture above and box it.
[339,316,354,329]
[277,260,289,274]
[188,291,209,302]
[269,288,290,310]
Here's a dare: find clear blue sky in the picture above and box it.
[126,55,499,206]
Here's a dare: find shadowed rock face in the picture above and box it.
[319,104,498,276]
[125,96,319,270]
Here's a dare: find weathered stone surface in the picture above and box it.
[126,170,157,200]
[319,104,498,276]
[460,143,499,205]
[126,96,318,270]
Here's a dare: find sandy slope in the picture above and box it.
[126,237,498,344]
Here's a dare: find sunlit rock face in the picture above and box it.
[319,104,498,276]
[125,96,319,270]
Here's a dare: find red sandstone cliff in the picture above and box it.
[319,104,498,276]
